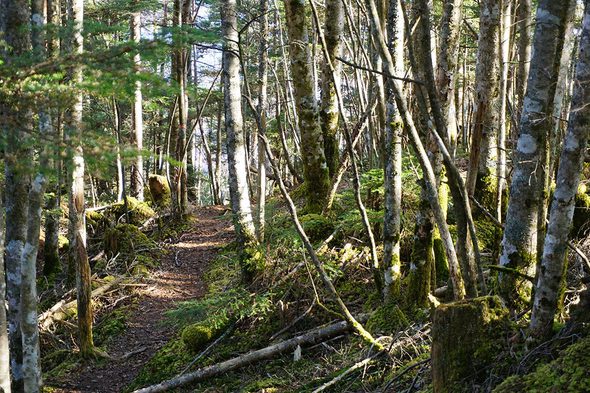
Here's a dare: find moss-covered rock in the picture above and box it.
[300,213,334,242]
[432,296,510,393]
[181,323,216,352]
[146,174,171,208]
[572,187,590,238]
[86,210,107,230]
[493,335,590,393]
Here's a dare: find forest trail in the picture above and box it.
[54,205,234,393]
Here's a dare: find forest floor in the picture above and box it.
[50,205,234,393]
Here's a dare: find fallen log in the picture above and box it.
[39,277,124,330]
[132,320,352,393]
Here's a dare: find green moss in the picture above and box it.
[181,323,214,351]
[432,296,511,393]
[493,335,590,392]
[125,339,193,392]
[86,210,106,229]
[103,224,158,271]
[366,303,410,335]
[109,197,155,226]
[300,213,334,242]
[95,308,129,345]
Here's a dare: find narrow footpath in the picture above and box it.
[54,205,234,393]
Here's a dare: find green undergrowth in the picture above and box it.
[494,335,590,392]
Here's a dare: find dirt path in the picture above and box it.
[54,205,233,393]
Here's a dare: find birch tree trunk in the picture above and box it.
[530,0,590,340]
[0,170,10,393]
[3,0,32,389]
[255,0,269,242]
[284,0,330,214]
[319,0,343,177]
[67,0,94,356]
[382,0,404,300]
[515,0,532,117]
[499,0,571,307]
[222,0,260,281]
[130,4,144,201]
[436,0,463,154]
[367,0,466,300]
[467,0,500,204]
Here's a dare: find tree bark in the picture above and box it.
[515,0,532,117]
[256,0,269,242]
[529,0,590,340]
[222,0,260,281]
[319,0,344,177]
[130,3,145,201]
[499,0,571,307]
[66,0,94,356]
[467,0,500,204]
[0,170,10,393]
[284,0,330,214]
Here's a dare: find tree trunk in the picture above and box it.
[515,0,532,117]
[319,0,344,178]
[529,0,590,340]
[467,0,500,205]
[284,0,330,214]
[382,0,404,300]
[130,4,144,201]
[3,0,32,389]
[256,0,269,242]
[367,0,466,300]
[0,171,10,393]
[67,0,94,357]
[499,0,571,307]
[436,0,463,154]
[222,0,260,281]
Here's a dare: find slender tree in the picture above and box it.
[284,0,330,213]
[131,3,145,201]
[66,0,95,356]
[222,0,260,281]
[256,0,269,242]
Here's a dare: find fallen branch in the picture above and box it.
[132,320,353,393]
[311,355,376,393]
[39,277,124,330]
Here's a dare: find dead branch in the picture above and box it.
[39,277,124,330]
[132,320,354,393]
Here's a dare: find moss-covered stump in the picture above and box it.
[432,296,509,393]
[181,320,228,353]
[108,196,155,226]
[493,335,590,393]
[146,174,171,208]
[103,224,157,270]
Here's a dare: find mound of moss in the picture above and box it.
[103,224,157,270]
[300,214,334,242]
[493,335,590,392]
[109,197,155,226]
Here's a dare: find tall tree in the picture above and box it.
[3,0,32,389]
[131,2,145,201]
[515,0,532,117]
[256,0,269,242]
[499,0,572,306]
[66,0,95,356]
[382,0,404,300]
[0,169,10,393]
[467,0,501,203]
[284,0,330,214]
[319,0,344,177]
[222,0,260,281]
[529,0,590,340]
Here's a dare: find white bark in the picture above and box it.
[131,6,144,201]
[0,182,10,393]
[530,0,590,339]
